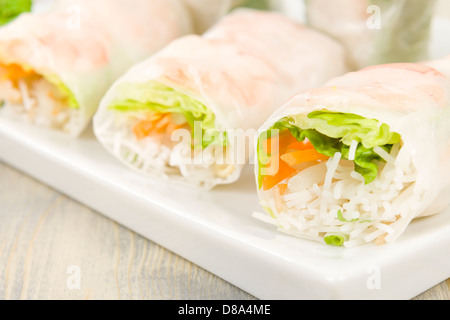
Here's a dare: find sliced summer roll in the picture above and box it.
[0,0,192,136]
[305,0,437,70]
[93,9,350,190]
[254,63,450,247]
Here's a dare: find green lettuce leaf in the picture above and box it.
[0,0,32,26]
[44,74,79,109]
[288,111,401,149]
[337,210,358,223]
[259,111,401,186]
[108,81,226,149]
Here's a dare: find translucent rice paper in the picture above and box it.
[0,0,193,136]
[255,63,450,245]
[94,9,350,189]
[305,0,437,70]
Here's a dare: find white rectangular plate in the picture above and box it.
[1,2,450,300]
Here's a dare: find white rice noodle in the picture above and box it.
[374,146,396,164]
[0,76,79,134]
[320,152,341,222]
[348,140,358,161]
[18,80,33,111]
[255,142,422,246]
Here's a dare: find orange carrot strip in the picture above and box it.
[286,140,314,151]
[262,160,297,191]
[1,64,35,81]
[260,131,328,191]
[263,130,297,155]
[277,183,288,196]
[281,149,329,167]
[133,113,185,140]
[133,120,154,140]
[154,114,171,133]
[165,122,182,135]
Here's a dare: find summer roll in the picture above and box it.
[93,9,350,190]
[254,63,450,247]
[0,0,32,26]
[0,0,192,136]
[305,0,437,70]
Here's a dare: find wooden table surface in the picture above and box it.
[0,162,448,300]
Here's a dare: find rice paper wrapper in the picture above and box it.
[305,0,437,70]
[254,63,450,246]
[0,0,193,136]
[94,9,351,189]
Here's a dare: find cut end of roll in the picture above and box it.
[0,63,85,135]
[94,80,246,190]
